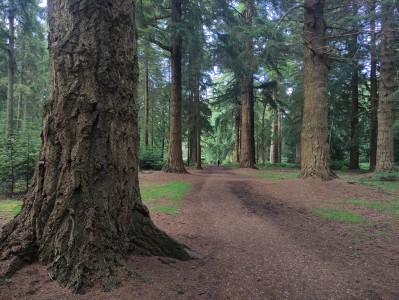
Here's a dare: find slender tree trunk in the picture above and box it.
[376,1,397,171]
[195,72,202,169]
[6,0,15,138]
[144,57,150,147]
[270,108,279,164]
[0,1,194,291]
[349,15,359,170]
[277,111,282,163]
[234,111,240,163]
[163,0,186,173]
[17,63,24,129]
[369,0,378,172]
[295,143,301,165]
[261,102,267,164]
[300,0,335,179]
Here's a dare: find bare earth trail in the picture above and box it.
[0,165,398,299]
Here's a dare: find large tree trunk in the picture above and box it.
[239,77,256,168]
[162,0,186,173]
[369,0,378,172]
[376,1,397,172]
[239,0,256,169]
[349,16,359,170]
[300,0,335,180]
[6,0,15,138]
[0,0,194,292]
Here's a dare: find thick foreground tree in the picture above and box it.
[0,0,194,292]
[300,0,335,180]
[375,0,397,172]
[162,0,187,173]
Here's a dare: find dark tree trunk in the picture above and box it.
[144,57,150,147]
[195,72,202,169]
[0,0,194,292]
[234,110,240,163]
[260,101,267,164]
[163,0,186,173]
[239,77,256,168]
[300,0,335,180]
[239,0,256,169]
[369,0,378,172]
[277,111,282,163]
[376,1,397,171]
[349,17,359,170]
[6,0,15,138]
[270,108,279,164]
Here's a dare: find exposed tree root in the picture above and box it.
[0,203,200,292]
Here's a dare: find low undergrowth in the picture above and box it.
[257,172,299,180]
[347,198,399,215]
[311,208,367,223]
[141,181,191,214]
[0,199,22,225]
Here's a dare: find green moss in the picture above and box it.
[311,208,366,223]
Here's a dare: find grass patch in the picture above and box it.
[357,177,399,193]
[140,181,191,214]
[0,200,22,215]
[347,198,399,215]
[258,162,300,169]
[311,208,366,223]
[257,172,299,180]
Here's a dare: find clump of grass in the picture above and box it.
[347,198,399,215]
[357,177,399,193]
[0,200,22,215]
[311,208,366,223]
[373,171,399,182]
[257,172,299,180]
[140,181,191,214]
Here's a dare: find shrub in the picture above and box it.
[139,148,164,170]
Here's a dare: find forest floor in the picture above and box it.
[0,165,398,299]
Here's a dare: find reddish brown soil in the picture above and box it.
[1,165,398,299]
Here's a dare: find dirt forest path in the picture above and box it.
[162,165,398,299]
[0,165,398,299]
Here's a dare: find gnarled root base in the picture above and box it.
[0,203,200,292]
[300,169,337,181]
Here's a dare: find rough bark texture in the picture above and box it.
[239,77,256,168]
[6,0,15,138]
[0,0,193,292]
[238,0,256,169]
[162,0,186,173]
[375,2,397,172]
[300,0,336,180]
[369,0,378,172]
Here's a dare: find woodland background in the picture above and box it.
[0,0,398,194]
